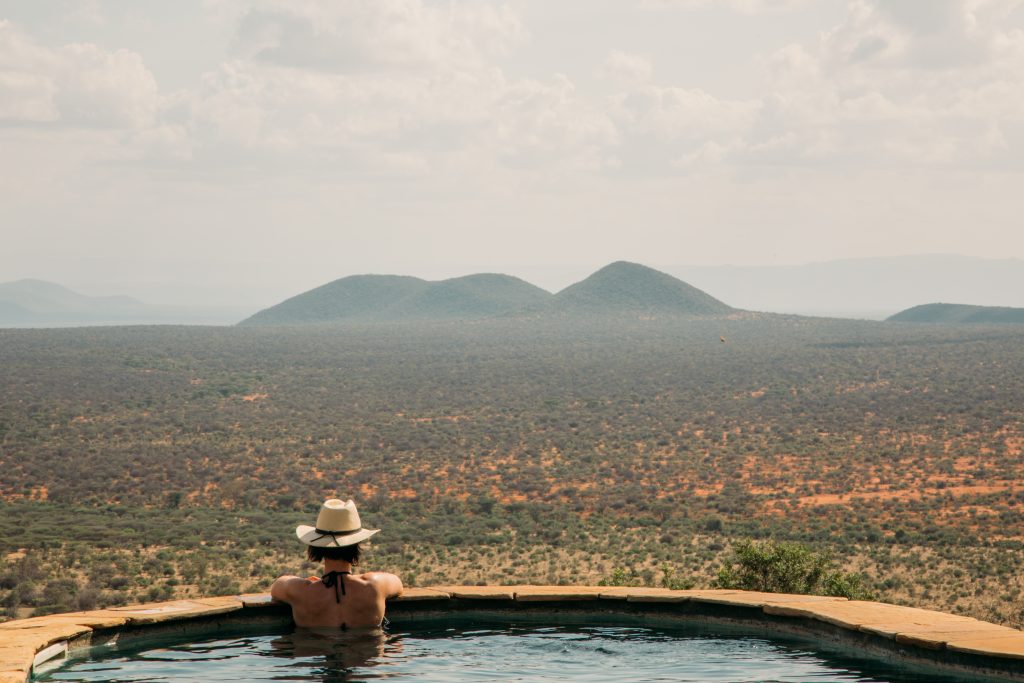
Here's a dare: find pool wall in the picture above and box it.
[2,586,1024,682]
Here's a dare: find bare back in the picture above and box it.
[271,571,402,629]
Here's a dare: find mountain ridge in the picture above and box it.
[0,279,253,327]
[0,279,149,313]
[0,279,152,325]
[239,261,734,325]
[888,302,1024,324]
[239,272,553,325]
[547,261,733,316]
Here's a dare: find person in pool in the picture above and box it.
[271,498,403,629]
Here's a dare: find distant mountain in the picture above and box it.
[239,273,553,325]
[240,262,735,326]
[405,274,551,319]
[669,255,1024,319]
[0,300,38,324]
[0,279,254,327]
[0,279,147,315]
[888,303,1024,324]
[546,261,733,316]
[0,279,151,326]
[240,275,427,325]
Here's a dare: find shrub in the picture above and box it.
[713,539,870,599]
[598,567,644,587]
[660,563,694,590]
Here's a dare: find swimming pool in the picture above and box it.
[33,616,995,683]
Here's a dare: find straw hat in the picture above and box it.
[296,499,379,548]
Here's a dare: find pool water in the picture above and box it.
[35,619,989,683]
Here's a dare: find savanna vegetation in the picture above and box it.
[1,315,1022,625]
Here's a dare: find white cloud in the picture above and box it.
[0,20,158,128]
[489,74,618,172]
[54,43,158,128]
[124,124,193,162]
[0,69,57,121]
[601,50,653,85]
[182,0,1022,177]
[600,0,1024,174]
[0,19,60,122]
[7,0,1022,178]
[821,0,1024,71]
[720,0,1024,169]
[169,2,613,178]
[232,0,524,73]
[641,0,812,14]
[610,85,757,141]
[182,59,618,179]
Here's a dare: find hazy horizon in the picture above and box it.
[5,252,1024,325]
[9,251,1023,307]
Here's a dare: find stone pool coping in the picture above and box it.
[3,586,1024,682]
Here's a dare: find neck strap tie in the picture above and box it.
[321,570,349,603]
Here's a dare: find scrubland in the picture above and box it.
[1,317,1022,625]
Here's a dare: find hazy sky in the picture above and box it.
[2,0,1024,305]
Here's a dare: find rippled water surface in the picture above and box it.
[36,620,987,683]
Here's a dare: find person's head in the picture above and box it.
[296,498,379,559]
[306,542,360,565]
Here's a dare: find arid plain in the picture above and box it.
[2,314,1023,627]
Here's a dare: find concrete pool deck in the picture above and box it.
[2,586,1024,681]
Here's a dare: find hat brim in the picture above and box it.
[296,525,379,548]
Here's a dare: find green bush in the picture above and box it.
[660,563,695,590]
[598,562,695,590]
[598,567,644,587]
[713,539,870,599]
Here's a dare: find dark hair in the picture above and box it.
[306,543,360,564]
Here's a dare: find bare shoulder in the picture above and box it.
[360,571,404,598]
[270,574,311,603]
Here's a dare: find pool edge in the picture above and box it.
[3,586,1023,682]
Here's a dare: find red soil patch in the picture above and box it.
[797,483,1013,506]
[693,485,723,496]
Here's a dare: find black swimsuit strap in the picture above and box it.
[321,571,349,604]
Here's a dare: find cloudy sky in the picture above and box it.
[2,0,1023,305]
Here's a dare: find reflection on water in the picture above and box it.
[267,627,396,682]
[36,621,991,683]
